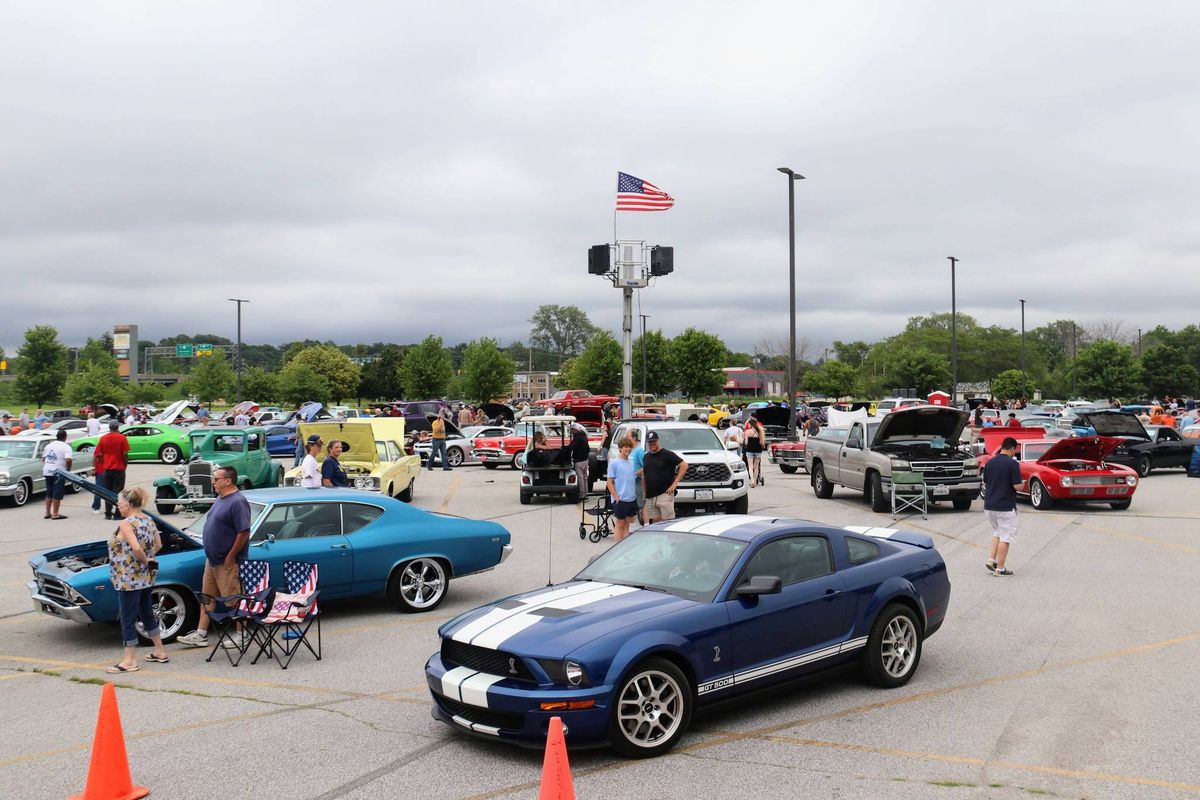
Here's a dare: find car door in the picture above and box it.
[725,535,852,693]
[1154,427,1189,467]
[121,426,150,460]
[249,501,355,596]
[838,424,867,489]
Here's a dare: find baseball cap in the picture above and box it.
[646,431,660,443]
[306,434,323,445]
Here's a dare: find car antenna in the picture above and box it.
[546,503,554,587]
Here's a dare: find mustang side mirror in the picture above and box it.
[735,575,782,597]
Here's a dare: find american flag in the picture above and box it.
[283,560,319,616]
[239,560,270,615]
[616,172,674,212]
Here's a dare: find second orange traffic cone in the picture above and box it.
[69,682,150,800]
[537,716,575,800]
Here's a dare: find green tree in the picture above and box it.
[276,361,330,406]
[529,305,598,367]
[126,381,166,405]
[1072,341,1143,399]
[14,325,68,406]
[400,336,453,398]
[883,346,950,396]
[568,331,622,395]
[832,340,872,369]
[288,345,361,403]
[63,362,127,408]
[241,367,278,404]
[76,337,117,370]
[359,345,406,401]
[633,330,675,396]
[671,328,726,400]
[461,339,517,404]
[802,360,859,398]
[1141,345,1199,398]
[185,351,236,405]
[989,369,1027,402]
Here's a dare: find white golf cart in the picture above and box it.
[518,415,580,505]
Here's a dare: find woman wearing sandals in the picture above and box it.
[106,487,169,673]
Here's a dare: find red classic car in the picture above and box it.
[978,436,1139,510]
[767,440,806,473]
[472,419,603,469]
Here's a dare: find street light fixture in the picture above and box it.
[1019,299,1027,400]
[778,167,805,440]
[948,257,958,406]
[228,298,250,401]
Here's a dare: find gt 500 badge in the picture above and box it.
[697,676,734,695]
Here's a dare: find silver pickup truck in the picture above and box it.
[804,405,981,512]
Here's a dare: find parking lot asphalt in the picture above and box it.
[1,458,1197,799]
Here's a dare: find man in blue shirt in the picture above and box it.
[606,437,638,542]
[982,437,1025,577]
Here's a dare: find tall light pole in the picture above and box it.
[1019,299,1027,400]
[1137,328,1142,357]
[228,298,250,401]
[778,167,805,440]
[639,314,650,397]
[1071,321,1077,399]
[948,256,958,406]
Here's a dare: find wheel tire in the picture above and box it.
[447,447,464,467]
[275,467,284,487]
[76,444,94,454]
[609,657,692,759]
[780,465,799,474]
[725,494,749,514]
[65,477,82,494]
[567,488,581,504]
[387,558,448,612]
[513,452,526,470]
[952,498,972,511]
[398,479,414,502]
[862,603,923,688]
[519,491,532,505]
[8,478,31,507]
[159,444,182,465]
[138,585,198,644]
[868,472,889,513]
[1135,456,1151,478]
[482,462,499,470]
[155,485,178,516]
[1029,478,1053,510]
[812,463,834,499]
[1110,500,1132,510]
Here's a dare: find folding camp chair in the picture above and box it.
[248,560,321,670]
[200,559,271,667]
[578,491,613,543]
[891,470,928,520]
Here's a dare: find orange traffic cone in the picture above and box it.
[69,683,150,800]
[538,716,575,800]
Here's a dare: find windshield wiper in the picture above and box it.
[607,581,669,594]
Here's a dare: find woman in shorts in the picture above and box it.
[744,416,766,487]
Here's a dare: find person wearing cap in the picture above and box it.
[642,431,687,524]
[1005,412,1021,428]
[95,420,130,520]
[300,435,323,488]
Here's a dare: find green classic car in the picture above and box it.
[152,427,284,514]
[72,424,192,465]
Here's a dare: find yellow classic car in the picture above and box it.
[285,419,421,501]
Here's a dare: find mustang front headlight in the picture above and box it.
[564,660,585,686]
[1125,475,1137,486]
[538,658,591,687]
[1059,476,1072,487]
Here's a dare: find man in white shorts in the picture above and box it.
[982,437,1025,576]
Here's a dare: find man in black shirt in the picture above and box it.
[982,437,1025,576]
[641,431,687,523]
[570,422,590,496]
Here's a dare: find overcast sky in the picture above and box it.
[4,2,1198,360]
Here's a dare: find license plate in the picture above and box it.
[186,485,205,498]
[931,485,949,496]
[695,489,713,500]
[1106,487,1127,495]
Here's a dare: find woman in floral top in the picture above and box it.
[106,487,169,672]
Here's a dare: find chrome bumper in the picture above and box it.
[500,544,513,563]
[28,581,94,624]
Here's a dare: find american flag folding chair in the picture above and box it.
[248,560,321,670]
[200,559,271,667]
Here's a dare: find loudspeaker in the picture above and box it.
[650,246,674,276]
[588,244,610,275]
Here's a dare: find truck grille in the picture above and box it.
[186,460,213,494]
[441,639,536,684]
[36,575,78,606]
[435,694,525,731]
[683,464,731,483]
[909,460,965,480]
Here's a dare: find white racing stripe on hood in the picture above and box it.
[451,582,608,644]
[665,515,776,535]
[469,583,641,650]
[844,525,899,539]
[459,672,504,708]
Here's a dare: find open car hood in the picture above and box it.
[1077,411,1150,440]
[480,403,515,421]
[298,402,332,423]
[299,421,378,466]
[873,405,969,445]
[751,406,791,427]
[152,399,200,425]
[1037,435,1124,463]
[228,401,261,418]
[55,470,198,549]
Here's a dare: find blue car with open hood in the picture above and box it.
[425,515,950,757]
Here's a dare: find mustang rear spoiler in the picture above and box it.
[843,525,935,549]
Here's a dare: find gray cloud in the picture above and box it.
[3,2,1199,358]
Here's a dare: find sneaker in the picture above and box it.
[92,508,102,515]
[985,559,997,572]
[993,568,1014,577]
[177,631,208,647]
[221,633,248,650]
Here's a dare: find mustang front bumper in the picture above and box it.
[425,652,611,746]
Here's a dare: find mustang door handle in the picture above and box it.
[822,589,841,600]
[329,543,349,550]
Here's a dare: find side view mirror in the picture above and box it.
[735,575,782,597]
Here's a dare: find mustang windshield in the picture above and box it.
[575,530,746,601]
[0,441,38,459]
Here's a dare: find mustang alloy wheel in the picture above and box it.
[610,657,692,758]
[138,585,198,644]
[388,558,448,612]
[863,604,922,688]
